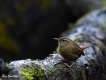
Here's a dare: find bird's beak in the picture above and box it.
[53,38,59,40]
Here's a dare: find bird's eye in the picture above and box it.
[61,39,65,41]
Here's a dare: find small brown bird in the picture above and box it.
[54,37,89,61]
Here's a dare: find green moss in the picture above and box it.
[47,67,58,75]
[20,65,35,80]
[35,69,44,80]
[20,63,45,80]
[53,47,59,54]
[67,23,75,28]
[74,38,83,42]
[47,67,65,77]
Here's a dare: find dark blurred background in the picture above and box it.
[0,0,104,62]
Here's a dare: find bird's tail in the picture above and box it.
[81,46,90,51]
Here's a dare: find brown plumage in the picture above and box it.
[54,37,89,61]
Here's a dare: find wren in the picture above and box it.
[54,37,89,61]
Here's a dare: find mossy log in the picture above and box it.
[0,9,106,80]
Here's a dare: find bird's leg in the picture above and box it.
[64,62,75,73]
[64,62,74,68]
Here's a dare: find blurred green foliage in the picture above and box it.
[0,0,53,54]
[15,0,31,22]
[16,0,31,11]
[102,0,106,7]
[37,0,52,8]
[0,0,104,55]
[0,18,20,54]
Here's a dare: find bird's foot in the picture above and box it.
[64,62,74,68]
[63,62,75,73]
